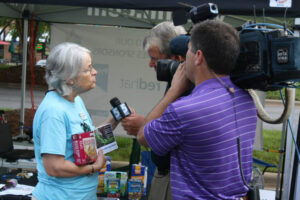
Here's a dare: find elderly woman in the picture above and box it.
[32,42,117,200]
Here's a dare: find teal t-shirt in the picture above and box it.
[32,91,97,200]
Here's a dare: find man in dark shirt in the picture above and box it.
[121,21,186,200]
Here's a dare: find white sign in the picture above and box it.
[269,0,292,8]
[259,189,276,200]
[51,24,167,137]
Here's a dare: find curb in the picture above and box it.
[0,82,47,91]
[265,99,300,107]
[263,172,280,190]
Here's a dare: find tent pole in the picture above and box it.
[19,11,29,139]
[290,17,300,200]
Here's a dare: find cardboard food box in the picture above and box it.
[104,171,128,197]
[97,157,111,194]
[128,179,143,200]
[131,164,148,197]
[72,131,97,165]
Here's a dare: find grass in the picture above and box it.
[105,136,148,161]
[106,136,133,161]
[108,130,282,174]
[0,108,13,111]
[253,130,282,173]
[0,64,11,69]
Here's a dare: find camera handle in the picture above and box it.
[248,88,295,124]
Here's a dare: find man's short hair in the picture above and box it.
[190,20,240,75]
[143,21,186,57]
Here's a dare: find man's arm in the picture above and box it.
[137,63,190,146]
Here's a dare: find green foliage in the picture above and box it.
[0,108,13,111]
[266,88,300,101]
[106,136,147,162]
[0,16,19,39]
[0,64,11,69]
[0,16,50,46]
[253,130,282,173]
[106,136,134,161]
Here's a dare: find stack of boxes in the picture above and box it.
[97,163,148,199]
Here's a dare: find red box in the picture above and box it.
[72,131,97,165]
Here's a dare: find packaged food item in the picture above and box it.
[131,164,148,196]
[97,157,111,195]
[72,131,97,165]
[128,179,143,200]
[72,123,119,166]
[107,179,120,198]
[104,171,128,197]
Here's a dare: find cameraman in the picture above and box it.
[136,20,257,199]
[121,21,186,200]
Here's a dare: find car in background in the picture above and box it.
[0,59,9,64]
[35,59,47,68]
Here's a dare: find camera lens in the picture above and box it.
[157,59,181,82]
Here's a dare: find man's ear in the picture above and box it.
[194,50,203,66]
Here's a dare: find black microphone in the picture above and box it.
[110,97,131,121]
[0,179,18,191]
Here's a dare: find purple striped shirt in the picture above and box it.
[144,76,257,200]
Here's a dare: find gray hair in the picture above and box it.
[45,42,91,96]
[143,21,186,57]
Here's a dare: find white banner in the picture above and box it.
[269,0,292,8]
[51,24,167,137]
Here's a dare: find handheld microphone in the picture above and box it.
[110,97,131,121]
[0,179,18,191]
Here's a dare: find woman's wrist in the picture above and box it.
[87,164,95,176]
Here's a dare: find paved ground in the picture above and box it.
[0,84,44,109]
[262,100,300,131]
[264,172,280,190]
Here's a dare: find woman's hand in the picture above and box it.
[93,149,106,172]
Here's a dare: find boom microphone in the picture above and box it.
[0,179,18,191]
[109,97,131,121]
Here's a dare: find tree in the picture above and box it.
[0,16,50,65]
[0,17,14,40]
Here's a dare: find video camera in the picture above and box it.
[157,59,182,82]
[230,23,300,91]
[156,35,190,82]
[158,3,300,91]
[157,3,218,82]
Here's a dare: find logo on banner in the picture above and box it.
[269,0,292,7]
[94,64,109,92]
[87,7,172,23]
